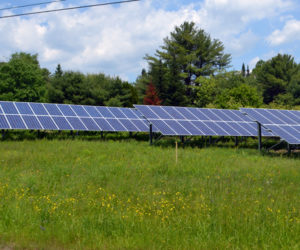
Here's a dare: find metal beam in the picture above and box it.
[149,123,153,145]
[257,123,262,151]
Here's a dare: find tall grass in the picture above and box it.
[0,139,299,249]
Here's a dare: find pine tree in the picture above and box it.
[143,81,162,105]
[246,65,250,77]
[241,63,246,77]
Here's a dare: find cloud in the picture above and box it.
[0,0,297,81]
[267,19,300,46]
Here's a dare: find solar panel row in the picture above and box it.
[241,108,300,145]
[135,105,274,137]
[0,101,151,132]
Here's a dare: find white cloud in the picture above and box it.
[0,0,297,81]
[249,56,260,69]
[267,19,300,46]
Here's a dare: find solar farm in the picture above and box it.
[1,100,300,152]
[0,101,300,249]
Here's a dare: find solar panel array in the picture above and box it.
[135,105,273,137]
[241,108,300,145]
[0,101,152,133]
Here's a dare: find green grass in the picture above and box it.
[0,139,299,249]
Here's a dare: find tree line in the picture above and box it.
[0,21,300,109]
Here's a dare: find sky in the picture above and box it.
[0,0,300,82]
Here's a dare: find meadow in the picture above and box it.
[0,138,299,249]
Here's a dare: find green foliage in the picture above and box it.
[0,140,299,249]
[0,52,49,102]
[145,21,231,106]
[193,76,218,107]
[215,84,263,109]
[47,65,137,107]
[252,54,298,104]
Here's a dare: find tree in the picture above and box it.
[0,52,48,102]
[241,63,246,77]
[215,84,262,109]
[143,81,162,105]
[146,21,231,105]
[252,54,298,104]
[193,76,218,107]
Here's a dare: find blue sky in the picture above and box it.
[0,0,300,82]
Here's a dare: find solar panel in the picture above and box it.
[135,105,273,137]
[0,101,152,133]
[241,108,300,145]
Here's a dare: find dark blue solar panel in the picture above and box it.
[191,121,217,135]
[287,111,300,123]
[213,110,233,121]
[187,108,208,120]
[121,108,139,119]
[22,116,42,129]
[6,115,26,129]
[96,107,114,118]
[81,118,100,131]
[106,119,127,131]
[150,106,173,119]
[177,120,203,135]
[203,121,229,136]
[164,120,191,135]
[107,107,127,118]
[57,104,76,117]
[0,102,18,114]
[134,105,159,119]
[217,122,241,136]
[229,122,252,136]
[119,119,139,131]
[0,115,10,129]
[15,102,34,115]
[151,120,177,135]
[52,116,72,130]
[162,106,186,119]
[267,125,300,144]
[131,119,149,132]
[223,110,246,122]
[274,110,298,124]
[44,104,63,116]
[176,107,197,120]
[258,109,285,124]
[94,118,114,131]
[0,106,3,114]
[241,109,274,124]
[37,116,58,130]
[70,105,89,117]
[202,109,222,121]
[83,106,101,118]
[30,103,48,115]
[66,117,86,130]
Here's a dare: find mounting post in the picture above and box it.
[180,136,184,144]
[209,136,212,145]
[129,131,132,138]
[1,129,5,140]
[100,131,104,139]
[149,123,153,145]
[287,143,291,155]
[235,136,239,147]
[257,123,262,151]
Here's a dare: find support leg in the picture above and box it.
[149,124,153,145]
[100,131,104,139]
[235,136,239,147]
[257,123,262,151]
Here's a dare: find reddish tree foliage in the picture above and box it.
[143,81,162,105]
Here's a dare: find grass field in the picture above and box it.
[0,139,299,249]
